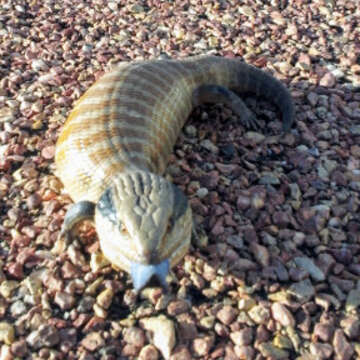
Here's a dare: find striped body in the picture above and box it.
[55,55,294,289]
[56,56,235,202]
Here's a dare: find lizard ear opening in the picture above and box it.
[171,184,188,224]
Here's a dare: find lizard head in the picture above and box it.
[94,171,192,292]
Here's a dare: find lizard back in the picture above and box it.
[56,56,293,203]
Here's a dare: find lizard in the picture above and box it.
[55,55,295,291]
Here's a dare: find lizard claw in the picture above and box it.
[241,111,261,131]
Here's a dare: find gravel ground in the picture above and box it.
[0,0,360,359]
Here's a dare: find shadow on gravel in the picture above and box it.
[170,78,360,305]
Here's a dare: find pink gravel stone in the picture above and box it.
[41,145,56,159]
[271,303,295,328]
[216,306,238,325]
[123,327,146,348]
[333,329,354,360]
[192,336,214,357]
[230,327,253,346]
[320,72,336,87]
[139,344,159,360]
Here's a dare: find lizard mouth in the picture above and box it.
[130,259,170,292]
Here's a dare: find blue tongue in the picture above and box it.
[130,259,170,292]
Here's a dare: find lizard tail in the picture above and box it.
[228,59,295,132]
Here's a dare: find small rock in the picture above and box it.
[244,131,265,144]
[26,324,60,349]
[81,332,105,352]
[333,329,354,360]
[169,345,192,360]
[139,344,159,360]
[31,59,49,71]
[0,344,12,360]
[309,343,333,359]
[307,92,318,106]
[27,193,42,210]
[107,1,118,11]
[289,183,301,201]
[248,305,271,324]
[141,315,176,360]
[259,173,280,185]
[41,145,55,160]
[273,334,293,350]
[340,316,360,340]
[258,342,289,359]
[250,242,269,267]
[96,288,114,310]
[90,252,110,272]
[0,323,14,345]
[130,3,145,13]
[61,261,80,279]
[199,170,219,189]
[238,5,255,16]
[0,281,18,299]
[123,327,146,348]
[54,291,76,310]
[313,323,335,342]
[230,327,253,346]
[268,291,289,303]
[286,326,301,351]
[226,235,244,249]
[233,258,257,271]
[271,303,295,328]
[297,53,311,69]
[78,296,95,313]
[93,303,107,318]
[196,187,208,198]
[273,260,289,282]
[319,72,336,87]
[216,305,238,325]
[184,125,197,137]
[199,316,215,329]
[200,139,218,153]
[294,257,325,282]
[59,328,77,350]
[167,300,189,316]
[287,279,315,303]
[220,144,236,158]
[7,262,23,279]
[234,345,255,359]
[272,211,291,228]
[10,300,27,317]
[192,335,214,357]
[345,289,360,312]
[251,193,265,210]
[10,340,28,357]
[177,318,197,341]
[237,194,251,210]
[122,343,139,357]
[349,125,360,135]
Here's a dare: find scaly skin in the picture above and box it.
[55,55,295,290]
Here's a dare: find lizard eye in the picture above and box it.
[97,188,117,225]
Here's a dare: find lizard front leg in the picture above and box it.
[192,84,261,130]
[59,201,95,242]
